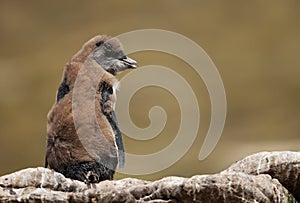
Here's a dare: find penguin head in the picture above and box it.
[77,35,137,75]
[93,37,137,75]
[72,35,137,75]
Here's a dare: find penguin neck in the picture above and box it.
[63,56,119,91]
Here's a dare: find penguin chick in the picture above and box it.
[45,35,137,183]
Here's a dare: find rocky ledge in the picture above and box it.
[0,151,299,203]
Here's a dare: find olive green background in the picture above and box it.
[0,1,299,180]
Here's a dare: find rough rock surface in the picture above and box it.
[0,151,299,202]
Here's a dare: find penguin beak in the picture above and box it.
[119,56,137,69]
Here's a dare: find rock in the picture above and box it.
[224,151,300,200]
[0,151,299,202]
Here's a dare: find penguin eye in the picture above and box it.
[95,41,104,47]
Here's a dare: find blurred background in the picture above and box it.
[0,1,299,180]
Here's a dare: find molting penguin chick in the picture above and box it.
[45,35,137,183]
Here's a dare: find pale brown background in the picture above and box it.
[0,1,299,180]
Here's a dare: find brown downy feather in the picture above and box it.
[45,35,130,183]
